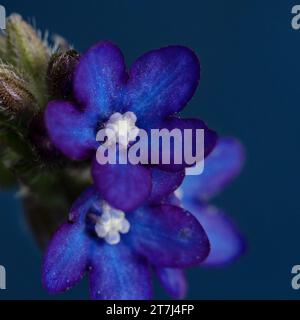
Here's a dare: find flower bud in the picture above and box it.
[6,14,50,80]
[47,50,79,99]
[0,64,37,115]
[6,14,50,106]
[0,35,7,60]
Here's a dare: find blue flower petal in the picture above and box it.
[69,186,100,222]
[124,46,200,127]
[148,168,185,204]
[45,101,98,160]
[181,137,245,201]
[183,201,246,266]
[88,241,152,300]
[74,41,127,119]
[42,222,89,294]
[127,204,210,268]
[92,156,152,212]
[152,117,217,172]
[156,268,187,299]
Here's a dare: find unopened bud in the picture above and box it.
[0,64,37,115]
[0,35,7,60]
[47,50,79,99]
[6,14,50,80]
[6,14,50,107]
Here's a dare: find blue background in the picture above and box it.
[0,0,299,299]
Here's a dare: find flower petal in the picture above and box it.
[156,268,187,299]
[128,204,210,268]
[42,222,89,294]
[45,101,98,160]
[184,202,246,266]
[88,241,152,300]
[92,157,152,212]
[74,41,127,119]
[148,168,185,204]
[150,117,217,172]
[125,46,200,126]
[181,137,245,200]
[69,186,100,222]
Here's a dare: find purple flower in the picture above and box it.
[42,169,210,300]
[156,137,246,299]
[44,42,217,212]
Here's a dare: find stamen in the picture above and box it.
[94,202,130,245]
[104,112,139,148]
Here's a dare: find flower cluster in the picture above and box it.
[44,41,217,212]
[0,14,246,299]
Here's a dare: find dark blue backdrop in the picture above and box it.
[0,0,299,299]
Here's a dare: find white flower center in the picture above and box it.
[104,112,140,148]
[94,202,130,245]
